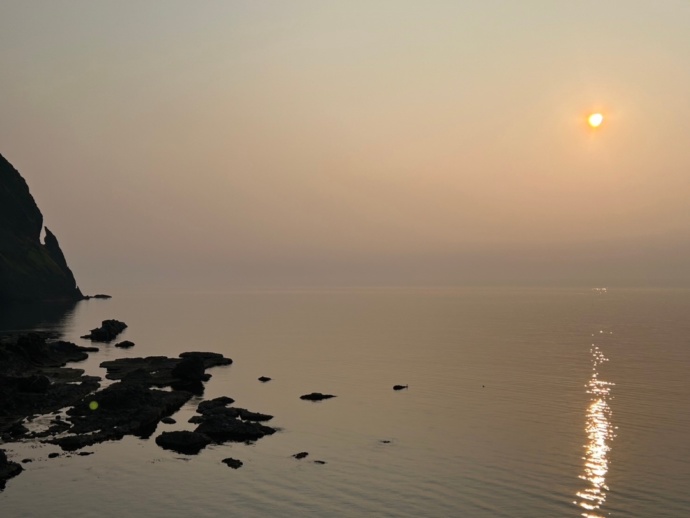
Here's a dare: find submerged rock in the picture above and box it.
[300,392,336,401]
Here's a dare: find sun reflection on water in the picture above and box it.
[575,341,616,517]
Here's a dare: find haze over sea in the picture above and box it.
[2,286,689,517]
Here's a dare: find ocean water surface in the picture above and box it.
[1,287,690,517]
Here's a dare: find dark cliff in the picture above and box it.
[0,153,83,302]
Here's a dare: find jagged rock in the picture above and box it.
[0,449,23,490]
[0,153,83,303]
[300,392,336,401]
[155,431,211,455]
[222,457,243,469]
[81,320,127,342]
[114,340,135,349]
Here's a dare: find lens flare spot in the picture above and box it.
[89,401,99,411]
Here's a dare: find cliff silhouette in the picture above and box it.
[0,153,82,302]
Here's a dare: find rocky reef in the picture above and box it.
[0,327,278,490]
[0,153,82,302]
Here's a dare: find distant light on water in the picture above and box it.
[575,341,616,517]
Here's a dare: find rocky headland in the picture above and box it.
[0,153,83,303]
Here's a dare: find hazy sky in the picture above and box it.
[2,1,690,292]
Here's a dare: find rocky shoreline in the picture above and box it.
[0,320,278,490]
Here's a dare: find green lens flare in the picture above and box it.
[89,401,99,411]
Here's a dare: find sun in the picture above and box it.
[588,113,604,128]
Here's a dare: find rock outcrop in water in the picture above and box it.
[0,153,82,302]
[80,319,128,342]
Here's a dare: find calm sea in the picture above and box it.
[1,287,689,517]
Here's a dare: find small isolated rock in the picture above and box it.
[380,440,391,444]
[77,451,94,456]
[300,392,336,401]
[161,417,176,425]
[155,431,211,455]
[114,340,135,349]
[48,452,60,459]
[222,457,243,469]
[258,376,271,383]
[393,385,408,391]
[81,319,128,342]
[292,451,309,459]
[21,458,33,464]
[313,460,326,465]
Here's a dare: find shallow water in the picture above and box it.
[2,287,690,517]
